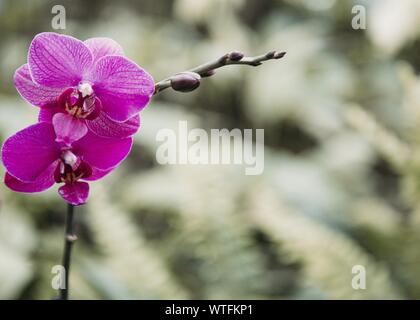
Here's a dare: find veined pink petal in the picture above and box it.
[4,161,58,193]
[28,32,93,88]
[84,37,124,62]
[1,123,60,182]
[86,112,140,138]
[84,167,113,181]
[90,55,154,122]
[38,107,61,122]
[52,113,88,145]
[14,64,62,107]
[58,181,89,205]
[72,132,133,170]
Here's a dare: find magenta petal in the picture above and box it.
[52,113,88,145]
[72,132,133,170]
[38,107,61,122]
[1,123,60,182]
[4,161,57,193]
[28,32,93,88]
[90,55,154,122]
[86,112,140,138]
[58,181,89,205]
[84,37,124,62]
[84,167,113,181]
[14,64,62,107]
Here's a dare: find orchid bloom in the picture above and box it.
[1,122,132,205]
[14,32,155,140]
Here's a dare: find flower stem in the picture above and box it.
[58,203,77,300]
[153,50,286,94]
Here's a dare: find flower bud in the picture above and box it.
[170,72,201,92]
[274,51,286,59]
[228,51,244,61]
[265,51,276,59]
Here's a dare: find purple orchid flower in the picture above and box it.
[1,122,132,205]
[14,32,155,140]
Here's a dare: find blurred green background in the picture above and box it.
[1,0,420,299]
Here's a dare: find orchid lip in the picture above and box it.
[59,87,100,120]
[54,155,92,185]
[56,148,93,184]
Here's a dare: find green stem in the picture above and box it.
[58,203,77,300]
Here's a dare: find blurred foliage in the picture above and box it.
[1,0,420,299]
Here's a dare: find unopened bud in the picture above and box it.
[170,72,201,92]
[265,51,276,59]
[274,51,286,59]
[228,51,244,61]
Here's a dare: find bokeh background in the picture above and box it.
[1,0,420,299]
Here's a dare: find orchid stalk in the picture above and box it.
[58,203,76,300]
[154,50,286,94]
[0,32,285,299]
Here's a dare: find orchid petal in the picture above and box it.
[84,37,124,62]
[72,132,132,170]
[4,161,57,193]
[52,113,88,145]
[38,107,60,122]
[90,55,154,122]
[1,123,60,182]
[14,64,62,107]
[86,112,140,138]
[58,181,89,205]
[84,167,113,181]
[28,32,93,88]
